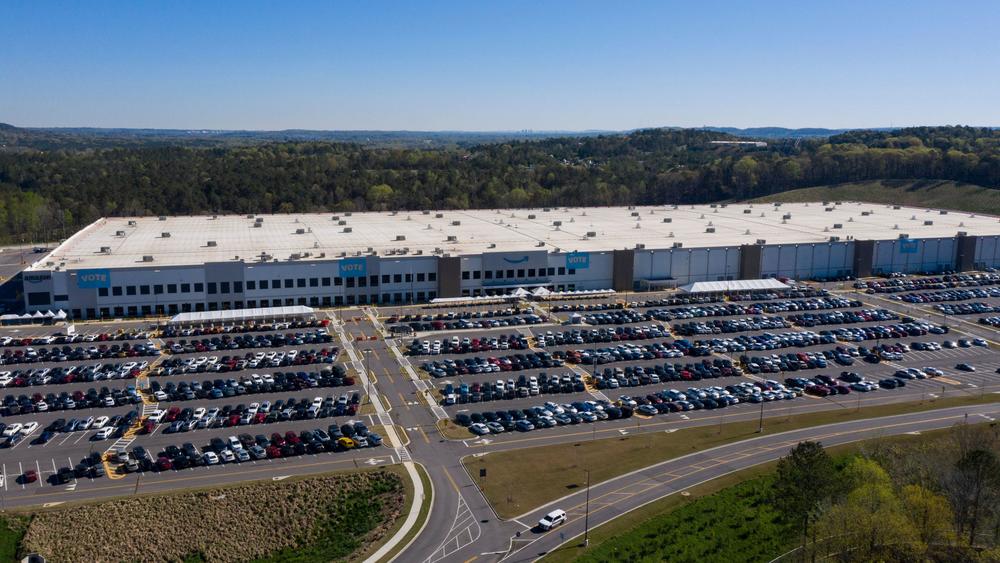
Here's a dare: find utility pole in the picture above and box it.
[584,469,591,547]
[757,397,765,433]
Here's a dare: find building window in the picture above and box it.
[284,279,293,289]
[154,284,163,295]
[495,270,503,279]
[194,282,204,292]
[382,274,390,284]
[473,271,481,280]
[246,280,255,291]
[462,271,470,280]
[309,278,318,287]
[528,269,536,277]
[334,277,343,286]
[141,305,151,315]
[428,273,436,282]
[27,292,51,306]
[207,282,217,295]
[99,287,109,297]
[258,280,268,290]
[358,277,367,287]
[322,277,331,286]
[405,273,412,283]
[334,296,343,306]
[296,278,305,288]
[233,281,243,293]
[140,285,150,295]
[346,278,355,288]
[394,274,403,283]
[370,275,378,287]
[429,291,437,300]
[547,267,555,276]
[259,299,269,308]
[309,296,319,306]
[558,267,566,276]
[180,283,190,293]
[417,273,425,282]
[114,306,125,316]
[506,269,514,278]
[484,271,492,280]
[220,281,230,293]
[517,269,525,278]
[112,286,123,296]
[568,268,576,275]
[126,286,137,296]
[168,284,177,294]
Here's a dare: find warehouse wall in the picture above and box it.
[871,237,957,274]
[632,246,739,286]
[974,235,1000,269]
[760,242,853,280]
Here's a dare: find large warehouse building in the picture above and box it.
[21,202,1000,319]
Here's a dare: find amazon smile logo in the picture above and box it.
[502,256,530,264]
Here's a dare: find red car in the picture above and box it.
[156,457,173,471]
[270,432,285,447]
[266,445,282,459]
[284,431,301,445]
[20,469,37,484]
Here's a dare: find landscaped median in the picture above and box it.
[462,393,1000,519]
[0,466,418,563]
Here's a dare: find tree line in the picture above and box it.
[0,125,998,243]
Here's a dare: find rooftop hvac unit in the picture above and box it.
[898,233,910,239]
[337,220,347,225]
[422,210,430,215]
[211,214,218,219]
[635,243,646,249]
[343,227,353,233]
[255,217,263,223]
[158,216,167,221]
[586,231,597,237]
[100,246,112,254]
[833,223,843,229]
[127,220,137,226]
[825,207,834,212]
[161,232,171,238]
[773,202,782,207]
[756,239,767,245]
[893,205,901,210]
[861,211,871,216]
[743,209,752,214]
[142,255,154,262]
[536,241,545,247]
[451,221,461,226]
[395,235,406,241]
[709,204,717,208]
[435,213,444,218]
[705,227,716,233]
[115,230,125,237]
[414,249,423,255]
[939,210,948,215]
[295,228,306,234]
[829,236,841,242]
[553,220,562,226]
[528,214,536,219]
[958,231,968,236]
[344,212,352,216]
[630,211,639,217]
[331,215,339,221]
[446,235,457,242]
[672,242,683,248]
[253,223,261,228]
[782,213,792,220]
[663,218,673,223]
[246,214,254,219]
[488,243,496,248]
[627,205,635,210]
[206,240,217,247]
[924,220,934,226]
[390,211,398,216]
[544,207,552,212]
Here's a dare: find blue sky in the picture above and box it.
[2,0,998,130]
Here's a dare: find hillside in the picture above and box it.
[751,179,1000,215]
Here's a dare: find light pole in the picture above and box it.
[757,397,765,433]
[583,468,591,547]
[363,349,374,405]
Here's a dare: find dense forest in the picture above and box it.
[0,124,998,243]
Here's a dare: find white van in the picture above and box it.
[538,509,567,531]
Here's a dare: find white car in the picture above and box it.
[94,427,114,440]
[219,449,236,463]
[21,421,39,435]
[203,452,220,465]
[192,407,207,420]
[92,416,110,429]
[538,509,567,531]
[78,417,95,431]
[228,436,243,450]
[147,409,166,423]
[469,423,490,435]
[2,423,22,437]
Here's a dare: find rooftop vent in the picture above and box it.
[331,215,339,221]
[422,210,430,215]
[957,231,968,236]
[115,230,125,237]
[344,212,352,217]
[663,218,672,223]
[832,223,843,229]
[337,220,347,226]
[553,220,562,226]
[892,205,901,210]
[435,213,444,218]
[211,214,218,220]
[536,241,545,247]
[924,220,934,226]
[252,223,261,228]
[127,220,137,226]
[635,243,645,249]
[544,207,552,212]
[161,232,171,238]
[528,214,536,219]
[939,210,948,215]
[206,240,217,247]
[446,235,457,242]
[710,204,717,208]
[246,214,254,219]
[672,242,683,248]
[295,228,306,235]
[100,246,112,254]
[743,209,752,214]
[586,231,597,237]
[898,233,910,239]
[158,216,167,221]
[488,243,496,248]
[829,236,841,242]
[142,255,154,262]
[782,213,792,220]
[705,227,716,233]
[861,211,871,216]
[395,235,406,241]
[825,207,834,212]
[255,217,263,223]
[451,221,461,226]
[343,227,353,233]
[630,211,640,217]
[756,239,767,245]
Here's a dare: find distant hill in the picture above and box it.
[751,179,1000,215]
[700,126,894,139]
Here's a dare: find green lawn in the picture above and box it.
[750,179,1000,215]
[0,515,28,563]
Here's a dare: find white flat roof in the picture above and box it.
[29,202,1000,271]
[680,279,790,293]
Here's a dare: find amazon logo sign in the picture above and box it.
[502,256,530,264]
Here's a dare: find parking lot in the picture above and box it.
[0,319,389,502]
[412,283,999,443]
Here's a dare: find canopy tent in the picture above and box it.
[429,294,519,306]
[509,287,531,298]
[678,279,790,294]
[2,309,68,325]
[168,305,315,326]
[531,286,552,297]
[536,288,616,300]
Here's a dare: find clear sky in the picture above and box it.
[2,0,998,131]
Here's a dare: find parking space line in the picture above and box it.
[35,460,43,487]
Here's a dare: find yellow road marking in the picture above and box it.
[443,468,460,493]
[399,393,410,410]
[418,426,431,444]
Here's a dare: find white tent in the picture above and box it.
[509,287,531,298]
[31,311,44,318]
[678,279,790,294]
[54,310,68,320]
[169,305,315,326]
[531,287,552,297]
